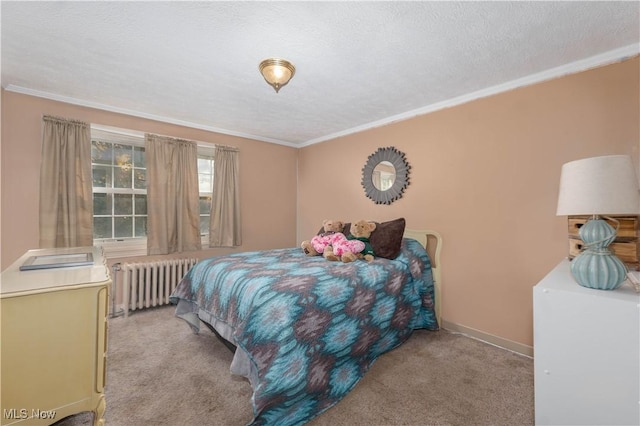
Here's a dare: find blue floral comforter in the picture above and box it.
[170,238,438,425]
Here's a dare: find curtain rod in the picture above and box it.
[90,123,235,151]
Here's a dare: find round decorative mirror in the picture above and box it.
[361,147,410,205]
[373,161,395,190]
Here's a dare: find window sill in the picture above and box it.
[95,239,147,259]
[95,236,209,259]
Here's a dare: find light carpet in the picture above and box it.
[54,306,533,426]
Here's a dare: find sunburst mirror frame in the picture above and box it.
[361,146,411,205]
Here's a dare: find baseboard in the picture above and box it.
[110,303,126,318]
[442,320,533,358]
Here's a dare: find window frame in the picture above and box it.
[91,125,215,258]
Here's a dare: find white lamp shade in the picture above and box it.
[557,155,640,216]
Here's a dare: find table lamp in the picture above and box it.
[556,155,640,290]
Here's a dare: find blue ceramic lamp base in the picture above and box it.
[570,217,627,290]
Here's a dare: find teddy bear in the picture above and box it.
[301,219,345,256]
[336,220,377,263]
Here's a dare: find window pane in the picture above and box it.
[198,158,212,174]
[133,146,145,168]
[134,168,146,189]
[114,144,132,167]
[114,216,133,238]
[199,196,211,214]
[135,217,147,237]
[199,174,212,193]
[93,193,112,215]
[197,157,213,237]
[92,140,113,165]
[199,215,209,235]
[114,194,132,215]
[114,166,132,188]
[93,166,111,188]
[135,195,147,215]
[198,158,214,194]
[93,217,112,239]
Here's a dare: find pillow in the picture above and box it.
[342,217,406,260]
[369,218,406,259]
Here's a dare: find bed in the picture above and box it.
[170,225,442,426]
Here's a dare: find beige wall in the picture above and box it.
[1,91,298,269]
[297,57,640,349]
[2,58,638,350]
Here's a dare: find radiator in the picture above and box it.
[122,258,198,318]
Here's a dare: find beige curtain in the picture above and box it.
[209,145,241,247]
[145,134,201,255]
[39,115,93,248]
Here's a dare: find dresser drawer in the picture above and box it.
[568,238,639,263]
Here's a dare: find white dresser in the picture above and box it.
[533,259,640,425]
[1,246,110,426]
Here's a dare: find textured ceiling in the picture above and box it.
[2,1,638,147]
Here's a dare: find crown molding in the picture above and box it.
[2,84,299,148]
[300,43,640,147]
[5,44,638,148]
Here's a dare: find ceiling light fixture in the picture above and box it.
[259,58,295,93]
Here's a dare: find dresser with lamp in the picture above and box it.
[533,155,640,425]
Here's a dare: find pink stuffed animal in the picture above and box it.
[301,219,345,256]
[327,236,366,263]
[326,220,377,263]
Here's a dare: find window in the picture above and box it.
[91,139,147,240]
[91,125,215,256]
[198,156,214,236]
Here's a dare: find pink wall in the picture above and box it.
[297,57,640,348]
[1,91,298,268]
